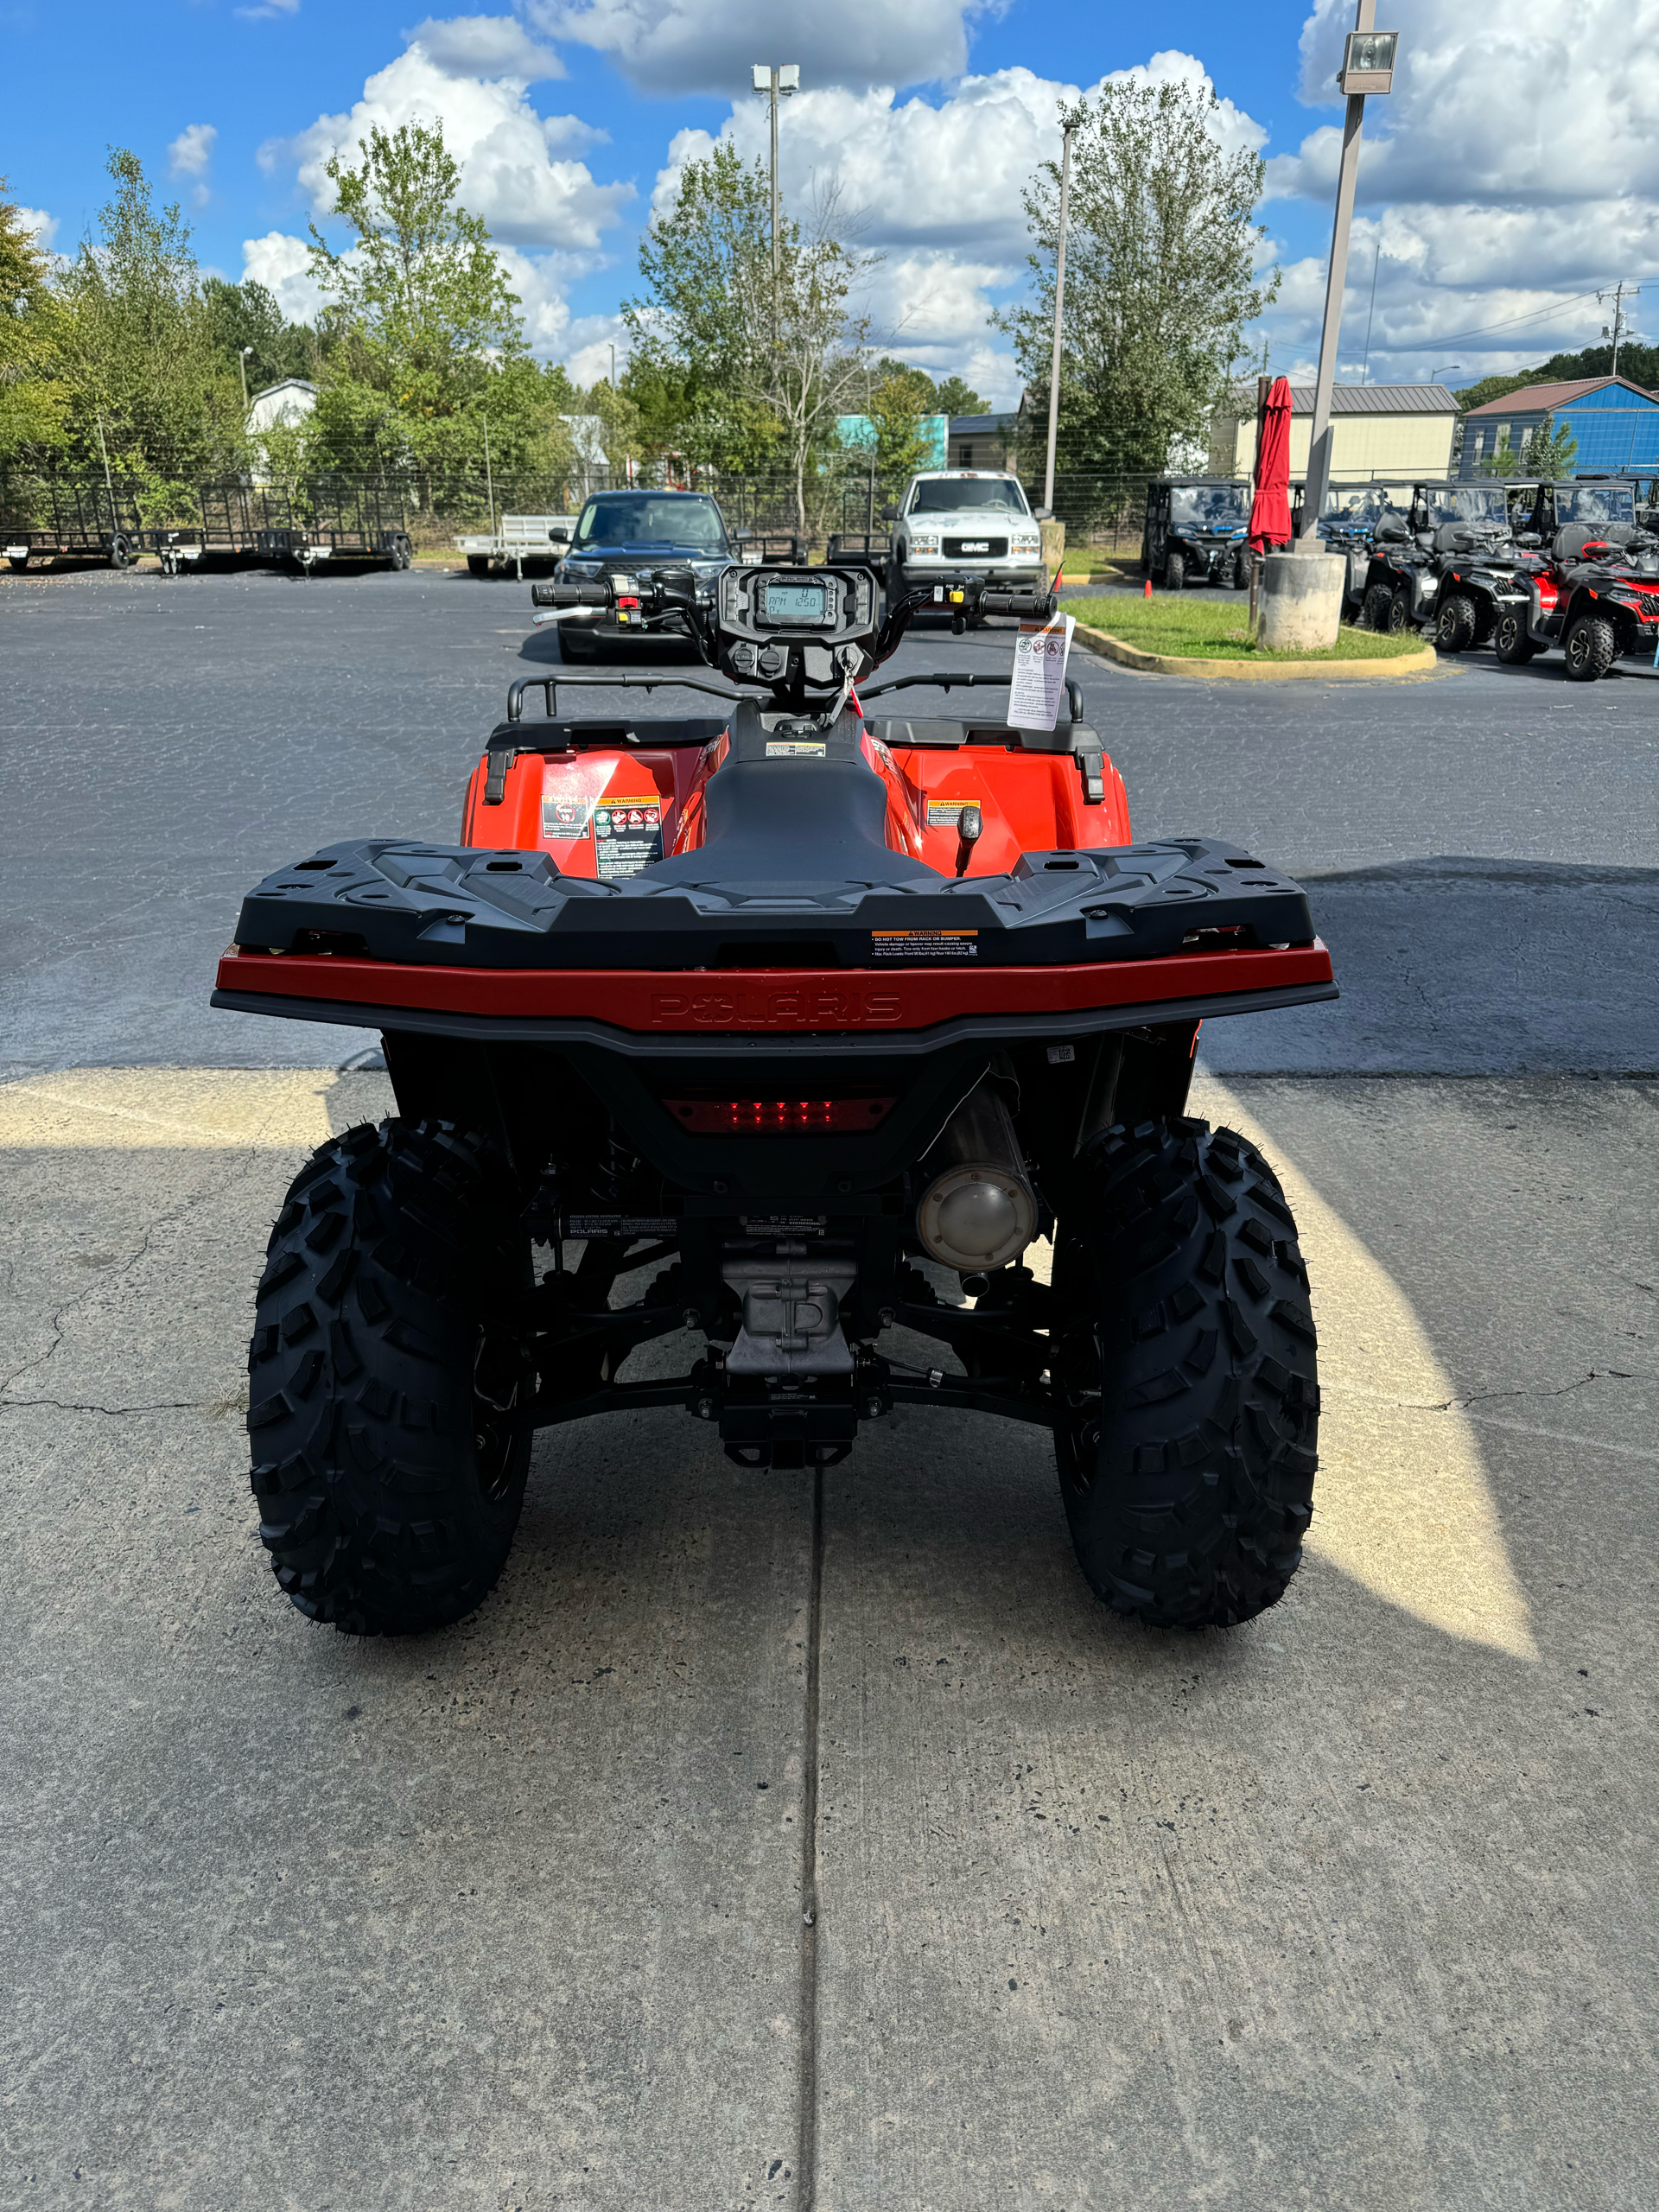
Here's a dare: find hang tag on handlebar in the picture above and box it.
[1007,611,1075,731]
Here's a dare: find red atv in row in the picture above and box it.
[214,565,1334,1638]
[1479,521,1659,677]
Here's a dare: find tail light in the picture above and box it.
[666,1096,895,1134]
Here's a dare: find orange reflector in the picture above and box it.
[665,1096,895,1134]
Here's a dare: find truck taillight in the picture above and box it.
[666,1096,895,1134]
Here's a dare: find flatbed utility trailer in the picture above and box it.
[301,482,413,569]
[734,531,809,564]
[4,485,146,572]
[824,530,892,582]
[455,514,576,578]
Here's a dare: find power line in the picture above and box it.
[1395,288,1606,353]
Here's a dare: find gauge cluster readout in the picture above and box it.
[718,563,874,642]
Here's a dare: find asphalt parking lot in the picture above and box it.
[3,563,1656,2210]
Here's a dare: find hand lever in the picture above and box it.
[954,804,982,878]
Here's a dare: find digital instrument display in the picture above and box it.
[760,579,830,626]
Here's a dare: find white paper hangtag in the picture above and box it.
[1007,611,1075,730]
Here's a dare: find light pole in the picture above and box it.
[238,345,253,415]
[1041,119,1074,519]
[1299,10,1399,535]
[1432,365,1461,385]
[752,63,800,332]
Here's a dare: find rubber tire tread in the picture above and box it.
[247,1117,533,1636]
[1164,550,1185,591]
[1493,609,1537,664]
[1363,583,1395,632]
[1563,614,1616,681]
[1435,593,1477,652]
[1058,1116,1319,1629]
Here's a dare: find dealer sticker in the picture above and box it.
[868,930,979,959]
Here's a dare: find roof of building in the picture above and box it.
[1290,382,1460,416]
[949,412,1018,435]
[1462,374,1659,416]
[250,378,316,402]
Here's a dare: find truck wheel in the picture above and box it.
[1052,1116,1318,1630]
[1362,583,1394,632]
[1563,614,1617,682]
[1493,609,1538,664]
[1434,593,1477,652]
[1164,550,1185,591]
[247,1119,535,1636]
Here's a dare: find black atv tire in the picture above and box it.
[1563,613,1617,682]
[1434,593,1477,652]
[1362,583,1395,632]
[1164,550,1185,591]
[1493,608,1538,664]
[247,1118,535,1636]
[1225,554,1249,590]
[1053,1116,1318,1630]
[1388,585,1414,633]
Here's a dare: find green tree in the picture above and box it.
[933,374,988,417]
[0,182,68,460]
[304,120,565,499]
[624,142,784,469]
[203,276,319,392]
[46,149,245,506]
[866,364,934,486]
[1478,414,1577,480]
[998,79,1277,473]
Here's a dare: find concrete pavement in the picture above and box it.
[2,566,1656,2209]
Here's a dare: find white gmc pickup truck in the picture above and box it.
[885,469,1046,607]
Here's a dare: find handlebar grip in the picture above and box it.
[529,580,610,607]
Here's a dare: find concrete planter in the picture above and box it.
[1258,544,1347,652]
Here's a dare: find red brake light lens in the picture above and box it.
[665,1096,895,1134]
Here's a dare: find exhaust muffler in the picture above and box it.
[915,1085,1037,1274]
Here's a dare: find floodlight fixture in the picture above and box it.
[1339,29,1398,94]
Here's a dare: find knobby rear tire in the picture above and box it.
[247,1118,535,1636]
[1435,593,1477,653]
[1493,608,1538,664]
[1054,1116,1319,1630]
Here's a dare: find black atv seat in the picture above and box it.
[645,703,944,890]
[1554,523,1632,559]
[1433,522,1476,553]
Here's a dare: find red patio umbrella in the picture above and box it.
[1249,375,1294,553]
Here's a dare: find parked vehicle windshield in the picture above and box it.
[908,478,1029,514]
[1170,486,1249,527]
[1324,486,1412,525]
[1554,483,1637,527]
[1420,485,1510,526]
[573,494,728,550]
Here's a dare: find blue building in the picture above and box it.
[1459,374,1659,477]
[835,412,949,470]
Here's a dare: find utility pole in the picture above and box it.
[1599,282,1640,377]
[1299,5,1400,536]
[1041,119,1074,518]
[752,64,800,342]
[238,346,253,415]
[482,415,495,537]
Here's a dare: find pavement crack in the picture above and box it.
[0,1142,275,1399]
[0,1396,206,1416]
[795,1462,824,2212]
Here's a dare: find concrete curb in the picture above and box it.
[1068,617,1440,682]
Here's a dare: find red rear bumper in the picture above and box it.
[216,941,1333,1033]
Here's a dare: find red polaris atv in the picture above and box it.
[214,564,1335,1637]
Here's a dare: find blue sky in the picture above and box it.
[8,0,1651,402]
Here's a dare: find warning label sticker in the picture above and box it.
[765,740,826,758]
[594,797,664,879]
[868,930,979,959]
[926,801,975,827]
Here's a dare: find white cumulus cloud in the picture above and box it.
[242,231,327,321]
[1265,0,1659,377]
[527,0,977,95]
[650,54,1265,404]
[168,123,218,176]
[16,205,59,251]
[264,38,630,251]
[404,14,565,79]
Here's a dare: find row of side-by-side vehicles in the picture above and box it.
[1141,474,1659,683]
